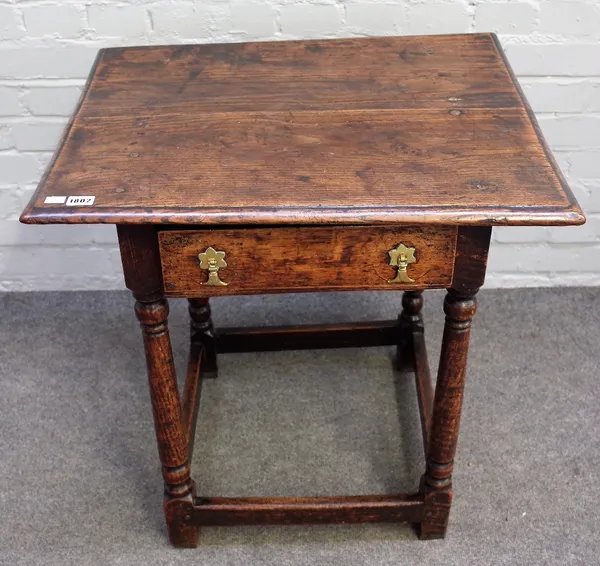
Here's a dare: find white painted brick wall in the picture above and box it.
[24,87,82,116]
[0,6,24,40]
[0,87,22,115]
[23,5,85,39]
[345,4,405,35]
[280,4,343,37]
[539,1,600,36]
[474,3,538,35]
[0,0,599,291]
[407,3,471,35]
[230,3,277,38]
[87,5,148,38]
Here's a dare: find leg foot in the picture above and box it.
[416,473,452,539]
[164,497,198,548]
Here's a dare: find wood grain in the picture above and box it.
[20,34,584,227]
[451,226,492,295]
[80,35,521,115]
[158,225,457,296]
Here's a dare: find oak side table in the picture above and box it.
[21,34,584,547]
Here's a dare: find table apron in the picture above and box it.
[158,225,458,297]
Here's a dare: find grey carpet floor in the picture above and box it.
[0,288,599,566]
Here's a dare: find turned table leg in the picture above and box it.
[118,226,198,547]
[188,298,218,379]
[396,290,424,370]
[135,296,197,547]
[418,226,491,539]
[419,288,477,539]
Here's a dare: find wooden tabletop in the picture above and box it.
[21,33,584,227]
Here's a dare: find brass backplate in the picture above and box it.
[198,246,228,286]
[387,243,416,284]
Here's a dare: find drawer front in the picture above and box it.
[159,226,457,297]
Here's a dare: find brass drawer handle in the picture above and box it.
[387,243,416,284]
[198,247,228,286]
[197,243,416,287]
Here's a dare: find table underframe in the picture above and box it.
[118,225,490,547]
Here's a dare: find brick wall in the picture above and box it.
[1,0,599,290]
